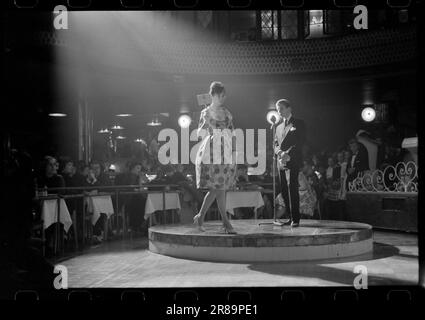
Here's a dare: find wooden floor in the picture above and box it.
[59,230,418,287]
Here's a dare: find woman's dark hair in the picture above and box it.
[40,155,56,172]
[60,159,74,173]
[209,81,225,96]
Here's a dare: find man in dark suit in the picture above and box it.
[274,99,306,227]
[346,138,369,184]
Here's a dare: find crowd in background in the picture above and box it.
[33,132,414,252]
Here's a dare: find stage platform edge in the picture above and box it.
[148,219,373,262]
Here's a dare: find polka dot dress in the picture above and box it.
[195,106,237,190]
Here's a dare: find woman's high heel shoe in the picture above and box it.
[193,214,206,232]
[222,225,237,234]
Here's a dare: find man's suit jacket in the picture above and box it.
[274,116,306,170]
[347,145,369,180]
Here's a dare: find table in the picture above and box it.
[42,198,73,232]
[226,190,265,218]
[85,194,115,225]
[144,192,181,220]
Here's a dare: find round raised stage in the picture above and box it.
[148,219,373,262]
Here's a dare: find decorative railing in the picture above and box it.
[348,161,418,193]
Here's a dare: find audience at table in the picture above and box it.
[87,160,113,187]
[61,160,77,188]
[29,129,410,255]
[37,156,65,190]
[117,162,148,235]
[36,156,67,254]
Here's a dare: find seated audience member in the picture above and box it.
[61,160,78,188]
[106,163,117,185]
[61,160,87,243]
[121,162,148,235]
[152,165,173,185]
[87,160,113,187]
[235,164,249,184]
[37,156,65,190]
[171,164,188,184]
[116,162,143,186]
[73,162,90,187]
[57,161,89,244]
[85,161,114,243]
[311,153,321,172]
[36,156,66,255]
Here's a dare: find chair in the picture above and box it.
[31,220,45,256]
[82,203,93,247]
[71,210,79,251]
[114,204,128,239]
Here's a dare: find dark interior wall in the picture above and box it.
[224,80,364,152]
[4,11,79,163]
[229,11,257,37]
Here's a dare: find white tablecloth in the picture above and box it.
[85,195,115,225]
[42,198,73,232]
[226,191,265,215]
[144,192,181,220]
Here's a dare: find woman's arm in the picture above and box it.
[197,108,210,137]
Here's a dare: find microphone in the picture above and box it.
[270,115,281,129]
[270,116,277,129]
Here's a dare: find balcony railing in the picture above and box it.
[348,161,418,193]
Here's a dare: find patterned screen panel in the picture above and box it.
[39,26,416,75]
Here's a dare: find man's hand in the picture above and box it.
[347,167,355,175]
[280,153,291,163]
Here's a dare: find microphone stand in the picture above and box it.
[259,120,285,227]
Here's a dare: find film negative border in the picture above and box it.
[3,0,424,310]
[7,0,417,10]
[7,287,425,305]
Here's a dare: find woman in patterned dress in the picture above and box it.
[193,82,237,234]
